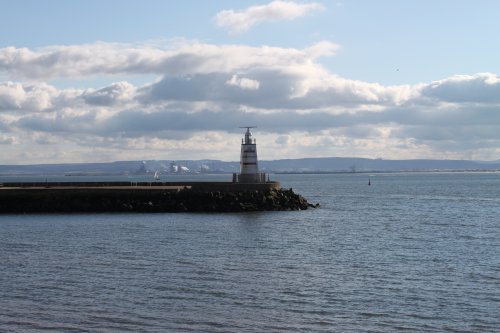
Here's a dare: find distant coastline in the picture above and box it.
[275,169,500,174]
[1,157,499,176]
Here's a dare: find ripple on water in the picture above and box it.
[1,173,500,332]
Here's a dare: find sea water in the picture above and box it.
[1,172,499,332]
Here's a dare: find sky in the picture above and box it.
[1,0,500,164]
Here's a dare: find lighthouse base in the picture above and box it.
[232,172,267,183]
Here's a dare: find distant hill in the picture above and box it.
[1,157,499,175]
[259,157,500,173]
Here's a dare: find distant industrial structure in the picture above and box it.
[233,127,267,183]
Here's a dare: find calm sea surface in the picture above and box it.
[1,173,499,332]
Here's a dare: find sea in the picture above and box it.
[0,172,499,332]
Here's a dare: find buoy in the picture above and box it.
[368,178,371,186]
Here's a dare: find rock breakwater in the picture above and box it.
[0,187,319,213]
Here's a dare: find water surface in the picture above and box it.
[1,173,499,332]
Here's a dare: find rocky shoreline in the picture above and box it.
[0,187,319,213]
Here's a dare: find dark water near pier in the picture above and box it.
[1,173,499,332]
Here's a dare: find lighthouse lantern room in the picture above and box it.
[233,127,267,183]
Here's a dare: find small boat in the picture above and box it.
[368,178,371,186]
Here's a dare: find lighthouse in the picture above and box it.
[233,127,266,183]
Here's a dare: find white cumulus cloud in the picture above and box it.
[225,75,260,90]
[0,40,338,80]
[0,81,59,111]
[214,0,325,34]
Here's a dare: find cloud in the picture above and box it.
[0,81,60,111]
[140,70,413,110]
[0,43,165,80]
[2,39,500,162]
[7,88,500,162]
[225,75,260,90]
[12,96,500,146]
[275,135,291,145]
[0,135,15,144]
[214,1,325,34]
[0,40,338,80]
[421,73,500,103]
[82,81,136,106]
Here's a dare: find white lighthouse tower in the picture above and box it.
[233,127,266,183]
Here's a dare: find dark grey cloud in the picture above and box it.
[95,108,336,137]
[15,111,98,134]
[13,106,350,139]
[141,70,397,110]
[8,93,500,161]
[12,100,500,146]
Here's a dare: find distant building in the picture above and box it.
[169,161,190,174]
